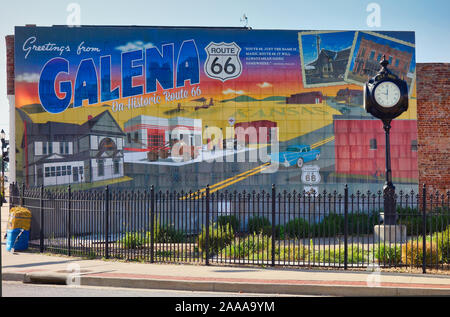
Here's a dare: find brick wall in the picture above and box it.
[5,35,14,95]
[416,63,450,194]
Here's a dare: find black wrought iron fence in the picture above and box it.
[8,183,450,272]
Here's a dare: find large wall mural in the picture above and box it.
[14,26,418,194]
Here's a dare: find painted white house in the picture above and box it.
[23,110,125,186]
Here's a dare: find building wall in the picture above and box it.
[42,161,85,186]
[334,119,418,180]
[416,63,450,194]
[90,157,123,182]
[6,35,14,95]
[6,35,16,183]
[5,29,448,193]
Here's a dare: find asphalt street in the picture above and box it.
[2,281,313,297]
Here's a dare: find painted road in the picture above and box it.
[185,134,335,199]
[120,121,342,193]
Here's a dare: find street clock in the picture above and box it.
[363,55,410,225]
[364,56,408,120]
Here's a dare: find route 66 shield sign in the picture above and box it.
[204,42,243,82]
[301,165,321,184]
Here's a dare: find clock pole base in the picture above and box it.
[374,225,407,244]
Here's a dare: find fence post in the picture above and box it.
[40,185,44,253]
[9,183,14,207]
[104,186,109,259]
[67,185,72,257]
[422,184,427,274]
[344,184,349,270]
[205,185,210,266]
[150,185,155,263]
[20,182,25,206]
[271,184,276,267]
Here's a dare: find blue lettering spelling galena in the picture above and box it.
[38,40,200,114]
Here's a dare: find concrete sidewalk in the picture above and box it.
[2,202,450,296]
[2,245,450,296]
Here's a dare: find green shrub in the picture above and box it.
[348,212,380,235]
[224,233,272,259]
[246,216,283,238]
[118,232,146,249]
[275,224,285,239]
[342,246,366,264]
[217,215,240,232]
[311,213,344,237]
[432,225,450,263]
[154,224,185,243]
[147,220,186,243]
[222,233,308,261]
[247,216,271,234]
[375,244,402,265]
[278,245,309,261]
[308,212,380,238]
[284,218,309,238]
[397,207,450,236]
[198,223,234,255]
[315,246,366,264]
[428,212,450,234]
[397,207,422,235]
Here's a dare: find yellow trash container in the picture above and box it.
[6,207,32,251]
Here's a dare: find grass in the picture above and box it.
[221,243,369,264]
[315,247,367,264]
[47,176,133,191]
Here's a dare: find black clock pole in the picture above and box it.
[382,118,396,225]
[364,55,408,228]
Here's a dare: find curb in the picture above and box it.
[5,272,450,296]
[23,272,68,285]
[2,272,26,282]
[79,276,450,296]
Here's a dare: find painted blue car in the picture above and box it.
[270,145,320,168]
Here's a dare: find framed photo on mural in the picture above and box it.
[298,30,355,88]
[344,31,416,98]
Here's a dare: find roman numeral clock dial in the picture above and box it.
[374,81,401,108]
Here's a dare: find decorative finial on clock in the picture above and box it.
[380,55,389,71]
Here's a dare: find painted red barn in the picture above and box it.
[286,91,323,104]
[234,120,277,144]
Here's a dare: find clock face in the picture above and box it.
[374,81,401,108]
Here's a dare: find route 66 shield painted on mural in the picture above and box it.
[204,42,243,82]
[301,165,321,184]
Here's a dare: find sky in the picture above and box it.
[1,0,449,136]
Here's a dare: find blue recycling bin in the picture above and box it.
[6,228,30,251]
